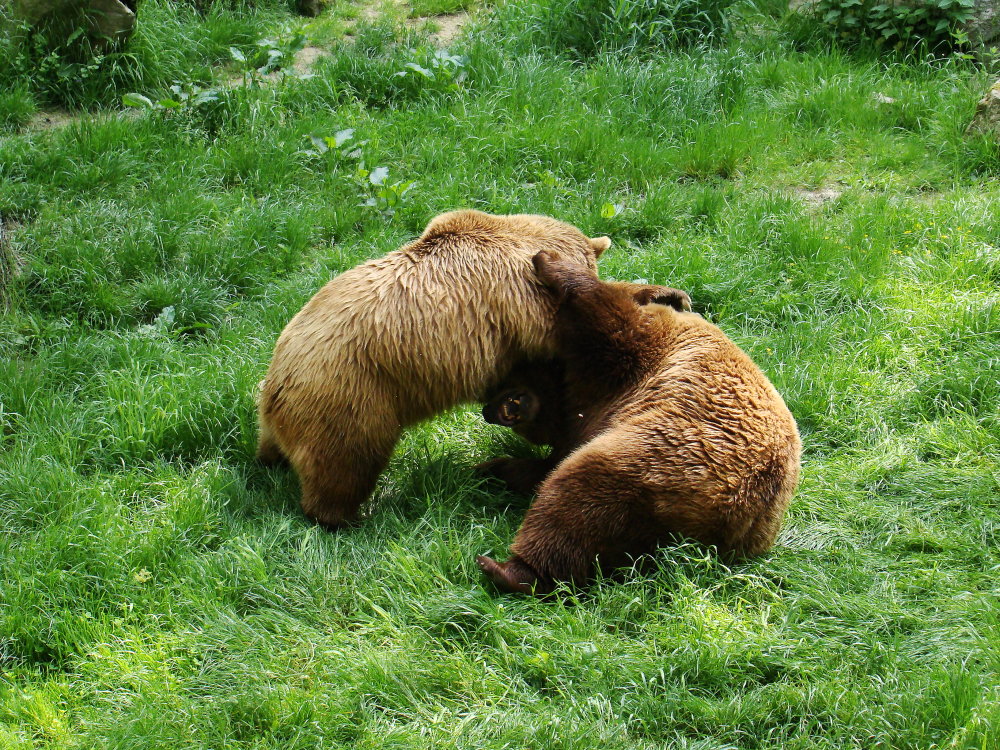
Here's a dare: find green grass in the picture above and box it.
[493,0,737,57]
[409,0,476,16]
[1,1,999,748]
[0,84,37,133]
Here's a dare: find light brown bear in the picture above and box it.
[257,210,613,528]
[476,250,802,595]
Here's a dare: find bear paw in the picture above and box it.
[476,555,554,596]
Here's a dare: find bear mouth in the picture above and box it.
[498,398,522,426]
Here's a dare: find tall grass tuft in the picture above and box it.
[0,82,37,132]
[492,0,738,58]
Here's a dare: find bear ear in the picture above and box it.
[589,236,611,257]
[651,288,692,312]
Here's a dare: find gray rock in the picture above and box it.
[11,0,136,46]
[967,79,1000,137]
[295,0,325,17]
[966,0,1000,48]
[10,0,65,25]
[88,0,136,41]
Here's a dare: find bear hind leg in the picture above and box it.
[491,444,660,593]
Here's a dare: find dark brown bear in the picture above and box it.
[476,251,801,595]
[478,282,693,495]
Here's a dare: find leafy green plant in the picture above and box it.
[357,167,416,215]
[303,130,415,216]
[123,83,221,112]
[122,81,233,135]
[229,24,308,78]
[600,201,625,219]
[304,128,365,160]
[0,17,118,108]
[811,0,975,52]
[308,22,471,108]
[394,47,469,90]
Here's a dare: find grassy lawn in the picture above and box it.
[1,1,999,747]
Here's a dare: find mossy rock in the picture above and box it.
[11,0,137,47]
[0,220,14,311]
[967,79,1000,138]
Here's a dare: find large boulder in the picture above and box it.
[966,0,1000,48]
[11,0,137,47]
[295,0,325,17]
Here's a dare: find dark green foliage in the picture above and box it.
[0,0,288,108]
[808,0,975,53]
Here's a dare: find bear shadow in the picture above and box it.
[235,439,535,532]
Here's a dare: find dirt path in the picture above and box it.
[27,109,77,131]
[360,0,470,44]
[422,11,468,46]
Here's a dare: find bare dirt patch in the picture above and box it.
[421,12,469,46]
[359,0,470,46]
[359,0,391,22]
[790,185,844,209]
[292,44,330,74]
[27,109,76,131]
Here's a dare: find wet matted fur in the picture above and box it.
[477,251,801,595]
[257,210,610,527]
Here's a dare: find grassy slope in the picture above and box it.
[1,2,999,748]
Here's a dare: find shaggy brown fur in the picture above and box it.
[257,210,611,527]
[477,251,801,595]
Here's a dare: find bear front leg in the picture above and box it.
[292,429,398,529]
[475,455,560,495]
